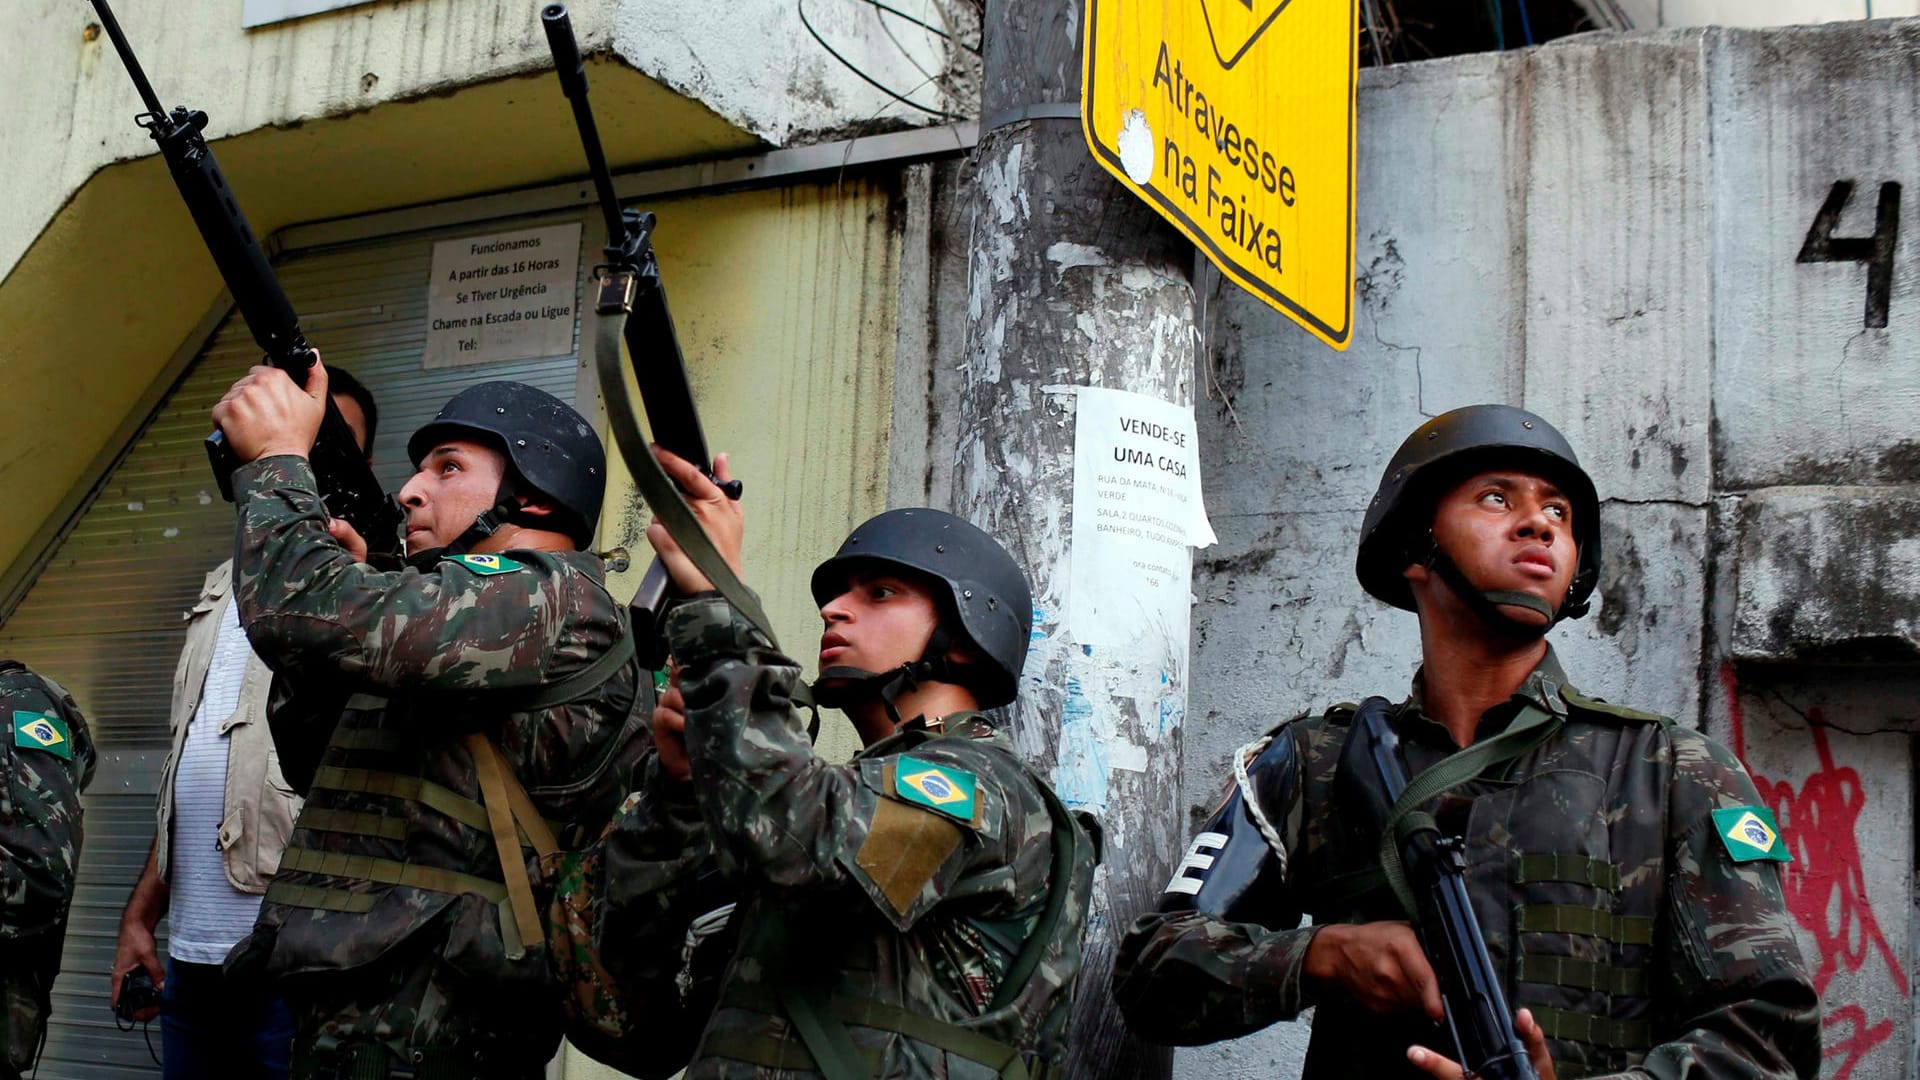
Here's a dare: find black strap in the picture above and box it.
[479,614,636,712]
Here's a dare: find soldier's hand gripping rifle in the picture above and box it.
[89,0,403,556]
[542,5,780,669]
[1338,697,1542,1080]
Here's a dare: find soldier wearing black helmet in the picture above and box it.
[211,360,649,1078]
[546,446,1097,1079]
[1113,406,1819,1079]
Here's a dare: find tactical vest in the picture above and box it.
[697,722,1098,1080]
[254,623,643,1014]
[1309,689,1674,1080]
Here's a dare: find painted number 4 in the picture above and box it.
[1797,180,1902,329]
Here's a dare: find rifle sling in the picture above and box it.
[594,270,781,652]
[1377,701,1562,919]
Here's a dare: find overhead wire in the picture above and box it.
[797,0,966,120]
[1517,0,1535,46]
[859,0,980,53]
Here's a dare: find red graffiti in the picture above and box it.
[1721,663,1909,1077]
[1822,1005,1894,1080]
[1722,665,1908,996]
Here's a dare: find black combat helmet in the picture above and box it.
[1357,404,1601,627]
[407,381,606,550]
[811,509,1033,710]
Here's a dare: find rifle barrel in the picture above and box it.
[540,5,626,242]
[88,0,168,119]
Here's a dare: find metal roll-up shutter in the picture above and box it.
[0,209,589,1079]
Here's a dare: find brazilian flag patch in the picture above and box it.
[895,755,978,824]
[446,553,524,576]
[1712,806,1791,863]
[13,710,72,760]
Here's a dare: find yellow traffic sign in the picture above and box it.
[1082,0,1357,349]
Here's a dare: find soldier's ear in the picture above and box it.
[513,493,556,518]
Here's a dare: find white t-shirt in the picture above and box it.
[166,601,271,964]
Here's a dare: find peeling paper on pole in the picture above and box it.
[1066,385,1216,650]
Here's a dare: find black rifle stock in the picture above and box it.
[90,0,402,556]
[542,4,744,669]
[1346,697,1540,1080]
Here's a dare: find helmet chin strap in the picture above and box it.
[402,479,542,571]
[809,626,979,730]
[1423,533,1563,639]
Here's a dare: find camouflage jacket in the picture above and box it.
[0,661,95,939]
[662,596,1094,1080]
[1,661,95,1076]
[230,456,645,1053]
[1114,648,1820,1080]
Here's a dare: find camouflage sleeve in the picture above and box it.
[1114,910,1319,1045]
[1113,719,1323,1045]
[231,455,608,694]
[543,754,720,1079]
[664,597,1043,930]
[1603,728,1820,1080]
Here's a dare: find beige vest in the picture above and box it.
[154,559,301,893]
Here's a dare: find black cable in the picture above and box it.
[859,0,981,54]
[797,0,965,120]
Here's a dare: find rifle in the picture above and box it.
[1340,697,1541,1080]
[90,0,403,556]
[542,5,772,670]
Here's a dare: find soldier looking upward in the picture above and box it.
[210,361,645,1079]
[557,445,1098,1079]
[1113,405,1820,1079]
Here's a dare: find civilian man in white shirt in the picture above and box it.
[110,370,379,1080]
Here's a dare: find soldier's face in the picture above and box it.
[817,571,941,675]
[1411,469,1578,627]
[398,439,510,552]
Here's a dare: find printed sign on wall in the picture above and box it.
[1068,385,1217,650]
[424,223,582,370]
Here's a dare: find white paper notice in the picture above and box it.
[1068,386,1217,648]
[424,224,582,369]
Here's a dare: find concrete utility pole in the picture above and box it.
[955,1,1199,1076]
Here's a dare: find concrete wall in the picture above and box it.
[1166,19,1920,1079]
[1611,0,1920,28]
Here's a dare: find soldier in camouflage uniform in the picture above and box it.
[211,363,647,1079]
[603,447,1098,1079]
[1113,406,1820,1079]
[0,661,95,1080]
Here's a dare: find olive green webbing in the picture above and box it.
[306,766,549,846]
[1514,852,1621,891]
[593,274,778,650]
[467,733,553,961]
[1377,702,1562,919]
[1513,954,1647,996]
[1527,1006,1652,1051]
[1515,904,1653,945]
[270,847,509,903]
[698,1030,883,1074]
[719,986,1034,1080]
